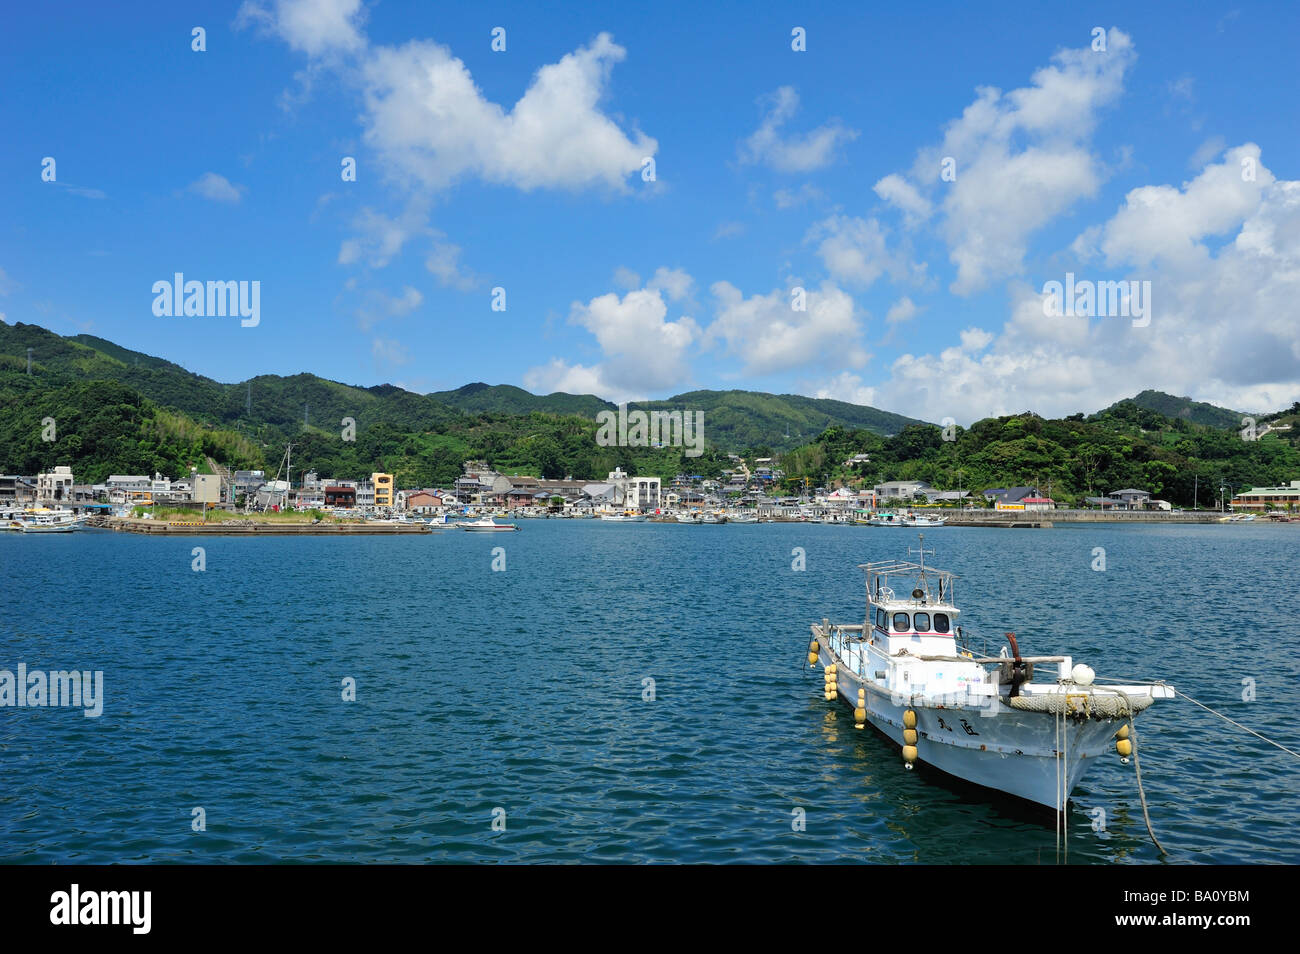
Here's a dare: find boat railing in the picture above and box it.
[816,621,870,678]
[897,650,1067,665]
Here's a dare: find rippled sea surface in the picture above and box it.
[1,521,1297,864]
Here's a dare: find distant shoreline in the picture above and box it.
[65,510,1284,535]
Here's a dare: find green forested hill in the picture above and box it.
[3,322,925,466]
[0,377,261,483]
[428,382,614,418]
[1115,389,1247,430]
[429,384,926,451]
[780,399,1300,507]
[4,319,1296,498]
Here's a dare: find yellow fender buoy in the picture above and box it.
[1115,724,1130,740]
[903,728,918,746]
[1116,738,1132,758]
[855,689,866,729]
[903,709,917,729]
[902,744,918,768]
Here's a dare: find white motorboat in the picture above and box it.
[807,537,1174,810]
[599,511,648,522]
[728,512,759,524]
[869,510,945,527]
[454,516,518,532]
[906,513,947,527]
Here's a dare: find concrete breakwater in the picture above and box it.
[942,509,1228,525]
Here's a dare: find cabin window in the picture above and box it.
[892,612,911,632]
[913,612,930,632]
[934,613,951,634]
[875,608,886,630]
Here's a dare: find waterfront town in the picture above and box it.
[4,458,1299,525]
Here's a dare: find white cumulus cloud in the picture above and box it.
[186,172,245,203]
[740,86,857,173]
[707,280,866,375]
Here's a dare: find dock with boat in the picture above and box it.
[104,517,431,535]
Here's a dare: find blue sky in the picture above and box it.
[2,0,1297,423]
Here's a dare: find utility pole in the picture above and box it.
[1193,473,1198,510]
[26,348,33,375]
[247,381,251,416]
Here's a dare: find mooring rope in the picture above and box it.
[1112,688,1166,855]
[1094,676,1300,760]
[1055,699,1062,864]
[1172,687,1300,760]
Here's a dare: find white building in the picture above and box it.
[36,466,75,503]
[874,480,931,501]
[607,467,660,510]
[821,487,858,510]
[192,474,221,504]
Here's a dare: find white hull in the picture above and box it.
[828,666,1111,807]
[808,549,1171,812]
[455,520,517,531]
[813,628,1171,809]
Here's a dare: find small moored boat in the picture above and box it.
[806,536,1174,810]
[454,516,518,532]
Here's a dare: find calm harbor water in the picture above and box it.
[1,521,1297,864]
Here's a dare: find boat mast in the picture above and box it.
[909,533,934,595]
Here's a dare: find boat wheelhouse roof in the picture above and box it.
[859,558,959,610]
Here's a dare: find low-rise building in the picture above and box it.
[36,466,75,503]
[607,467,660,510]
[192,474,221,505]
[982,486,1038,506]
[325,485,357,508]
[927,490,971,506]
[372,472,394,508]
[1232,480,1300,511]
[233,470,266,496]
[0,475,34,505]
[876,480,931,501]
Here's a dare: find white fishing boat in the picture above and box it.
[454,516,518,532]
[599,511,648,522]
[14,508,81,533]
[807,537,1174,810]
[905,513,947,527]
[675,511,701,524]
[700,511,727,524]
[869,510,946,527]
[729,512,759,524]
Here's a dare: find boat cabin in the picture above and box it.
[861,557,961,656]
